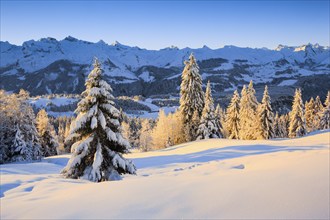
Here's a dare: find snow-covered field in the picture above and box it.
[1,131,329,219]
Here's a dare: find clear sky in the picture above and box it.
[0,0,329,49]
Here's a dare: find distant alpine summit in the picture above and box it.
[1,36,329,100]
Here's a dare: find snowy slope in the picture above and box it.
[29,96,78,108]
[1,130,329,219]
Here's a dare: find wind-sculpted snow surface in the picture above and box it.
[1,130,329,219]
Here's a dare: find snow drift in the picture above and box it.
[1,130,329,219]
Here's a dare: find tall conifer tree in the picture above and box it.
[239,83,258,140]
[62,59,136,182]
[256,85,274,139]
[179,53,205,141]
[289,89,306,138]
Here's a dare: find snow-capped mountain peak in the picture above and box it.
[0,36,329,98]
[63,36,79,42]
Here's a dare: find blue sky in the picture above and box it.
[0,1,329,49]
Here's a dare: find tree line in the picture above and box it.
[121,54,330,151]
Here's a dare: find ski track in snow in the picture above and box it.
[0,130,329,219]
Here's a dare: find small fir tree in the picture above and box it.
[11,125,27,161]
[256,86,274,139]
[289,89,306,138]
[196,81,220,140]
[225,90,240,139]
[62,59,136,182]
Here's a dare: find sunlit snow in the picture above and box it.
[1,130,329,219]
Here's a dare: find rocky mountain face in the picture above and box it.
[1,37,329,103]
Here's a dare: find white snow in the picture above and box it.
[139,71,155,82]
[90,116,97,129]
[278,79,297,86]
[165,73,181,80]
[133,98,178,119]
[137,98,159,112]
[201,72,213,80]
[46,73,58,81]
[1,130,329,219]
[29,97,78,109]
[213,63,233,70]
[47,111,74,117]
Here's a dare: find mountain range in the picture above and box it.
[1,36,329,103]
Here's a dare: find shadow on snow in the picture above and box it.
[133,143,325,169]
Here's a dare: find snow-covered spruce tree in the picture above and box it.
[239,84,258,140]
[304,98,315,132]
[11,125,27,160]
[36,109,58,157]
[256,85,274,139]
[313,96,324,130]
[11,93,41,162]
[289,89,307,138]
[225,90,240,139]
[320,91,330,129]
[62,59,136,182]
[179,53,205,141]
[196,81,220,140]
[215,104,224,138]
